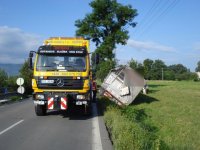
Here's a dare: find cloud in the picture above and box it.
[127,39,176,52]
[0,26,42,64]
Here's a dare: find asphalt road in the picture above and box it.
[0,98,112,150]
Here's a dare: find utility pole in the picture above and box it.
[162,68,164,80]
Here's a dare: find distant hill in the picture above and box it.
[0,64,22,76]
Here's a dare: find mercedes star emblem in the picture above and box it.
[56,79,64,87]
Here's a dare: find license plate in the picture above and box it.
[76,101,82,105]
[34,101,45,105]
[41,80,54,84]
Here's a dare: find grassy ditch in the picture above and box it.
[100,81,200,150]
[100,97,167,150]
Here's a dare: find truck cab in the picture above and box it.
[29,37,92,116]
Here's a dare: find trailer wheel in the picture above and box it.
[35,104,46,116]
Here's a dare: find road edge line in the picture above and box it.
[92,103,103,150]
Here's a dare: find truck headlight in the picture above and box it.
[36,94,44,100]
[77,95,85,100]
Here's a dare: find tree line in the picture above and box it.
[128,58,199,81]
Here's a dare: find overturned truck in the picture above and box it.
[101,66,145,105]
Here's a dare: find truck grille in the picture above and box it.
[37,77,84,90]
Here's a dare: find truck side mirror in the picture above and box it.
[28,51,34,70]
[28,57,33,70]
[29,51,33,57]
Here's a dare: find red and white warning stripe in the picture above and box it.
[60,97,67,110]
[48,97,54,110]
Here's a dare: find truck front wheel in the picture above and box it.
[35,104,46,116]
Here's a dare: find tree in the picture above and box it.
[164,70,175,80]
[0,69,8,88]
[175,72,190,81]
[96,60,115,81]
[189,72,198,81]
[143,59,153,79]
[151,60,167,80]
[128,58,144,76]
[168,64,190,80]
[168,64,188,74]
[7,76,18,92]
[19,60,33,94]
[195,61,200,72]
[75,0,137,79]
[129,59,138,70]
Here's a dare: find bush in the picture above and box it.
[10,96,21,101]
[189,72,198,81]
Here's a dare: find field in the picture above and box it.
[100,81,200,150]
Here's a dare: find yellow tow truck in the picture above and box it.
[28,37,92,116]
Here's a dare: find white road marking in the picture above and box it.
[0,99,9,103]
[0,120,24,135]
[92,103,103,150]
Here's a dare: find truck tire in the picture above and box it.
[35,104,46,116]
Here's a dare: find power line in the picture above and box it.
[137,0,170,31]
[134,0,163,35]
[137,0,180,38]
[128,0,168,36]
[141,0,162,22]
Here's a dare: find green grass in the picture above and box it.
[10,95,22,101]
[100,80,200,150]
[10,95,29,101]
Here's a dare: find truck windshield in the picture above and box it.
[36,54,86,72]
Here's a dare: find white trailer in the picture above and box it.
[101,66,145,105]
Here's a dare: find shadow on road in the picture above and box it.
[46,103,100,120]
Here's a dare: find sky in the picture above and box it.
[0,0,200,71]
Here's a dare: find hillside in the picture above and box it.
[0,64,22,76]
